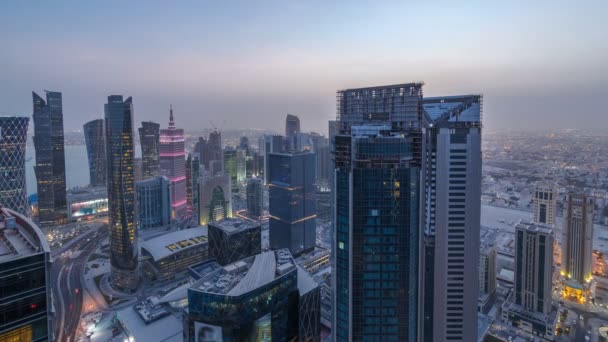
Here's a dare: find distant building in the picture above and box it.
[0,116,29,215]
[140,227,208,281]
[236,148,247,185]
[246,177,263,218]
[136,176,171,229]
[562,192,594,284]
[134,158,143,181]
[259,134,285,184]
[199,172,232,226]
[479,246,497,313]
[83,119,107,187]
[33,91,67,227]
[533,183,557,225]
[138,121,160,179]
[105,95,139,292]
[285,113,301,151]
[0,207,52,341]
[67,187,108,221]
[502,221,556,340]
[268,151,316,256]
[223,147,238,191]
[160,107,187,220]
[208,217,261,266]
[186,249,320,342]
[239,136,250,154]
[185,154,200,221]
[207,130,223,172]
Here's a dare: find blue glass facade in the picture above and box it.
[83,119,106,187]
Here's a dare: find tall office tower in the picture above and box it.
[479,246,497,296]
[83,119,107,187]
[268,151,316,257]
[333,83,424,342]
[208,217,261,265]
[0,207,52,341]
[199,172,232,225]
[138,121,160,179]
[136,176,171,229]
[187,249,320,342]
[160,106,187,220]
[285,113,301,150]
[186,153,200,220]
[104,95,139,292]
[195,136,208,169]
[422,95,482,342]
[236,148,247,185]
[246,177,263,217]
[133,157,143,181]
[562,193,594,283]
[502,222,556,340]
[223,147,237,191]
[260,134,286,184]
[533,183,557,225]
[208,130,223,170]
[32,91,67,227]
[239,136,250,154]
[0,116,29,215]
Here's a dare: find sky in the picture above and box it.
[1,1,606,134]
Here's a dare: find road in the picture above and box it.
[52,226,107,342]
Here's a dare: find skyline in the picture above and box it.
[1,1,607,133]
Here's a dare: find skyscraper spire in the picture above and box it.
[169,104,175,128]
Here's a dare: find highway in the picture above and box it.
[52,226,107,342]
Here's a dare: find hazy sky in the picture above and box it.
[1,1,606,133]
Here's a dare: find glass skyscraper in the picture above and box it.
[138,121,160,179]
[333,83,424,341]
[32,91,67,227]
[83,119,107,187]
[186,153,200,221]
[268,151,316,257]
[0,116,29,215]
[160,107,187,220]
[104,95,139,292]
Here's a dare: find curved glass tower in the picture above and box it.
[83,119,107,187]
[0,116,29,215]
[104,95,139,292]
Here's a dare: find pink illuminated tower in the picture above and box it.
[160,106,187,220]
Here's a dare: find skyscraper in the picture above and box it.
[236,148,247,185]
[32,91,67,227]
[259,134,285,184]
[285,113,301,151]
[422,95,482,342]
[199,172,232,225]
[562,192,594,283]
[136,176,171,229]
[239,136,250,154]
[502,221,556,340]
[83,119,107,187]
[333,83,424,341]
[268,151,316,257]
[160,106,187,220]
[0,116,29,215]
[246,177,263,217]
[223,147,238,191]
[186,153,200,220]
[208,130,223,170]
[138,121,160,179]
[533,183,557,225]
[105,95,139,292]
[0,207,52,341]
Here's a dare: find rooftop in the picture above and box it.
[192,249,295,296]
[515,221,553,235]
[117,302,182,342]
[423,95,481,124]
[0,207,49,262]
[208,217,260,235]
[67,186,107,202]
[141,227,207,261]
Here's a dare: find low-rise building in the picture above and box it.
[66,186,108,221]
[141,227,208,281]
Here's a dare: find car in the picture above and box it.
[580,314,584,321]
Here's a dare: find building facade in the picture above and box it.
[83,119,107,187]
[160,107,187,220]
[105,95,139,292]
[285,114,301,151]
[268,151,316,257]
[422,95,482,342]
[186,154,200,221]
[533,183,557,225]
[138,121,160,179]
[208,218,261,266]
[135,176,171,229]
[67,187,108,221]
[32,91,67,227]
[0,116,29,215]
[502,221,556,340]
[199,172,232,226]
[246,177,263,218]
[333,83,425,342]
[0,207,52,342]
[562,192,594,283]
